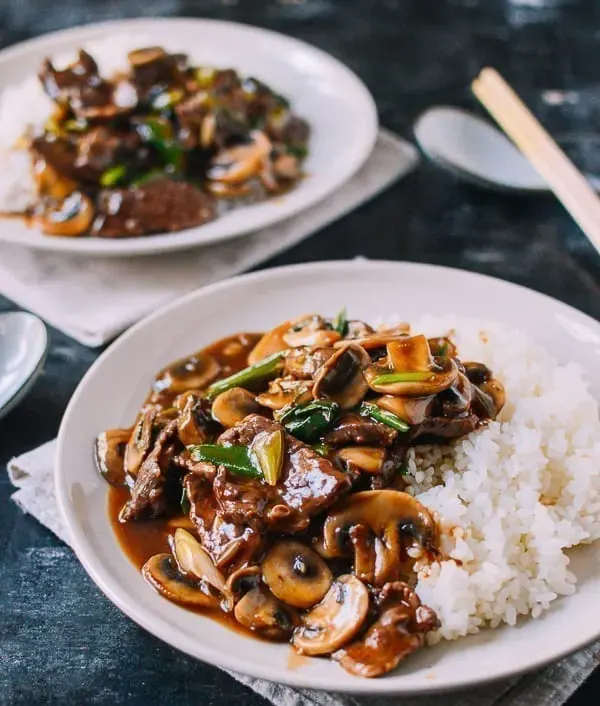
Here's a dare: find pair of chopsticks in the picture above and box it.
[472,67,600,255]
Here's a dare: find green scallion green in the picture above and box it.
[360,402,410,433]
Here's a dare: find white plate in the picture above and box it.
[56,261,600,695]
[0,18,377,257]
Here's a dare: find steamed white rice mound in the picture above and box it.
[0,34,153,212]
[398,316,600,642]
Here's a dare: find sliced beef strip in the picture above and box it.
[75,126,148,176]
[120,420,179,521]
[325,414,398,448]
[91,178,215,237]
[215,414,351,532]
[39,50,114,117]
[184,469,262,569]
[410,413,480,442]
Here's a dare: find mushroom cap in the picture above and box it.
[292,574,369,656]
[95,427,131,485]
[37,191,94,236]
[171,528,232,609]
[154,352,220,395]
[142,553,219,608]
[364,335,459,397]
[321,490,438,586]
[262,540,333,609]
[312,344,371,410]
[211,387,260,428]
[334,581,440,678]
[336,446,386,474]
[208,130,272,185]
[376,395,435,425]
[282,315,341,349]
[248,317,302,365]
[234,585,297,640]
[124,408,156,479]
[176,392,211,445]
[255,376,313,411]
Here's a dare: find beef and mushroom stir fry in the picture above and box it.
[99,313,505,678]
[20,47,309,237]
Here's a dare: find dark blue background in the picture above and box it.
[1,1,600,704]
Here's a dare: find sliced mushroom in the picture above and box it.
[334,581,439,678]
[154,352,220,395]
[255,376,313,411]
[34,158,78,199]
[124,408,156,478]
[463,361,492,385]
[128,46,168,68]
[337,446,386,474]
[479,377,505,415]
[176,392,211,445]
[142,553,220,608]
[313,344,371,410]
[273,153,300,180]
[208,130,272,185]
[284,347,335,380]
[335,324,410,351]
[211,387,260,428]
[234,585,297,640]
[248,318,299,365]
[226,565,261,602]
[428,336,457,358]
[438,372,473,417]
[292,575,369,655]
[283,315,342,349]
[376,395,435,425]
[321,490,438,586]
[37,192,94,236]
[365,336,458,397]
[171,528,232,610]
[262,540,333,609]
[95,428,131,485]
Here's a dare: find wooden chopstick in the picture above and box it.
[472,67,600,255]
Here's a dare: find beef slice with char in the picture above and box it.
[92,178,215,237]
[184,468,262,569]
[215,414,351,532]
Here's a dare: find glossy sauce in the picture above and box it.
[108,332,264,634]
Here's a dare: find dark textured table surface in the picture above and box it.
[2,1,600,704]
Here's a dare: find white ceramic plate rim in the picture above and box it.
[55,261,600,694]
[0,18,378,257]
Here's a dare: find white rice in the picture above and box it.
[0,34,153,212]
[393,316,600,642]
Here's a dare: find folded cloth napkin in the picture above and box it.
[0,129,415,348]
[8,441,599,706]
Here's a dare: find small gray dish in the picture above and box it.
[414,106,600,193]
[0,312,48,420]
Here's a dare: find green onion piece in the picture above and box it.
[206,350,286,400]
[188,444,261,479]
[138,118,183,171]
[287,144,308,160]
[334,307,348,337]
[152,89,184,111]
[180,485,191,514]
[372,371,434,385]
[360,402,410,433]
[100,164,127,187]
[64,119,88,132]
[250,429,284,486]
[279,399,340,443]
[312,442,330,457]
[195,66,216,88]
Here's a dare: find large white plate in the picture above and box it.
[0,18,377,256]
[56,261,600,695]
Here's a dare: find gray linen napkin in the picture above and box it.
[8,440,599,706]
[0,129,415,347]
